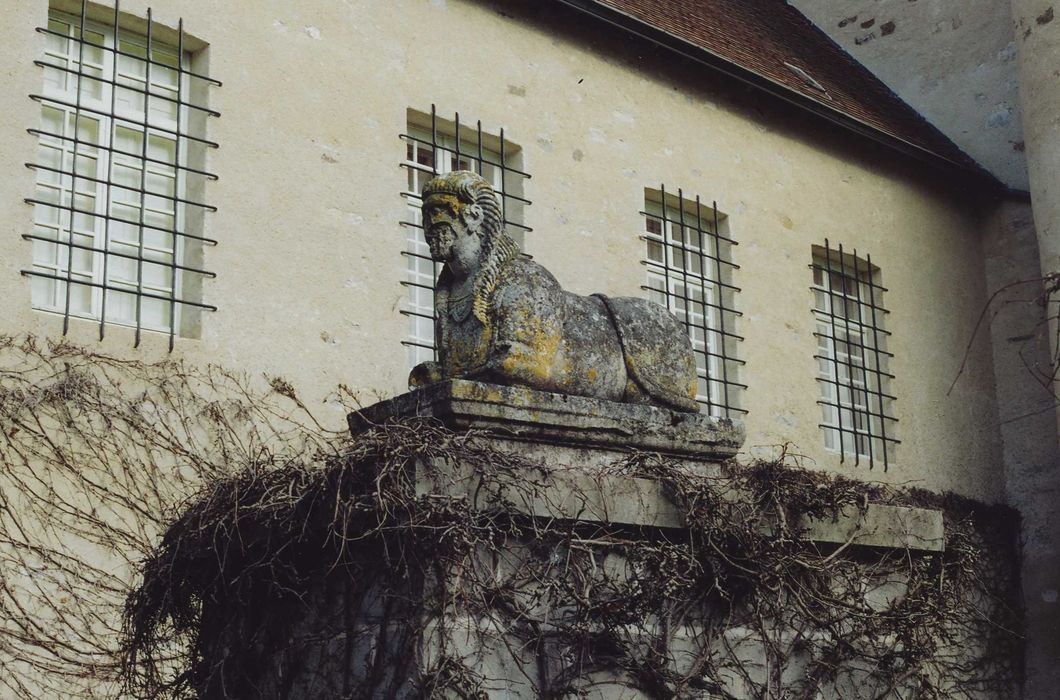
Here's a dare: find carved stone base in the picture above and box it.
[201,384,953,698]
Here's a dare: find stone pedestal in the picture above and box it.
[203,382,975,699]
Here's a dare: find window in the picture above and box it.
[399,106,530,368]
[811,242,898,468]
[642,187,744,417]
[25,2,219,348]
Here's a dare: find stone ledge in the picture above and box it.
[348,379,745,459]
[801,504,945,552]
[413,458,944,552]
[350,382,941,553]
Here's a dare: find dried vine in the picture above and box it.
[0,336,1022,699]
[125,430,1021,698]
[0,335,349,698]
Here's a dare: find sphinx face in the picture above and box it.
[423,194,482,277]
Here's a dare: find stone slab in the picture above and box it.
[417,457,943,551]
[801,504,945,553]
[348,379,745,459]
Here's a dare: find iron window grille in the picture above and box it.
[641,187,745,418]
[399,105,531,368]
[811,241,899,469]
[24,1,220,350]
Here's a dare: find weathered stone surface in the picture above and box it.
[800,503,944,553]
[409,170,700,412]
[349,381,941,550]
[350,378,743,459]
[205,392,965,698]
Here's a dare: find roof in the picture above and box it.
[556,0,994,183]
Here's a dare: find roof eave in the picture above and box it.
[553,0,1013,194]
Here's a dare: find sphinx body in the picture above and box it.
[411,171,699,414]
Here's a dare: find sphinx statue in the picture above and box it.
[409,171,700,413]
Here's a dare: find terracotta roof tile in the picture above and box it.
[590,0,983,173]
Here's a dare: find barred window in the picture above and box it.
[811,242,898,468]
[642,187,744,417]
[399,106,530,368]
[26,2,219,349]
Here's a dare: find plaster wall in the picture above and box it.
[789,0,1029,191]
[0,0,1006,500]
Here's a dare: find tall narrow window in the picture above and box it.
[642,187,744,417]
[26,3,219,349]
[399,106,530,368]
[811,242,898,468]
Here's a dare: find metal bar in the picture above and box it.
[658,185,674,325]
[61,0,90,336]
[26,198,217,244]
[640,281,746,317]
[642,260,741,293]
[814,420,900,444]
[848,249,877,468]
[27,163,216,209]
[675,188,711,413]
[836,243,861,466]
[476,119,484,176]
[813,400,898,423]
[820,240,847,463]
[399,216,533,234]
[401,339,437,352]
[399,309,436,321]
[399,279,438,293]
[33,60,219,116]
[812,354,896,381]
[640,238,740,270]
[400,133,532,178]
[864,252,892,468]
[98,0,121,340]
[132,8,153,347]
[36,25,222,86]
[641,210,740,247]
[809,306,893,340]
[28,128,218,178]
[709,199,732,416]
[167,18,185,351]
[429,104,439,361]
[499,128,507,224]
[402,180,533,206]
[809,261,890,294]
[21,270,216,310]
[30,94,219,147]
[23,233,214,276]
[454,111,461,167]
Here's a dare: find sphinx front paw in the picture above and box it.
[409,361,444,389]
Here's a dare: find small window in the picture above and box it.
[26,2,219,348]
[811,242,898,468]
[399,106,530,368]
[642,187,744,417]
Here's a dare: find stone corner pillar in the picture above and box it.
[1009,3,1060,696]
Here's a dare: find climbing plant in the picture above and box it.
[0,336,1022,699]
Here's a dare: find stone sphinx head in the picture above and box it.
[421,171,520,323]
[421,171,506,275]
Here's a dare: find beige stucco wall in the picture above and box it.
[0,0,1005,500]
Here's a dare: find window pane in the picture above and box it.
[30,11,202,339]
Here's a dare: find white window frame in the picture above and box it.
[31,9,191,335]
[401,117,521,370]
[643,193,741,417]
[812,252,894,464]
